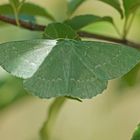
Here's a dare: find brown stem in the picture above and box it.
[0,15,45,31]
[78,31,140,49]
[0,15,140,49]
[78,31,124,44]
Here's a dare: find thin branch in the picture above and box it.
[0,15,140,49]
[78,31,140,49]
[0,15,45,31]
[78,31,124,44]
[126,9,137,36]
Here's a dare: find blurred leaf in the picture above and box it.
[68,0,86,15]
[0,4,13,15]
[0,76,27,109]
[0,15,36,28]
[44,23,78,39]
[99,0,123,18]
[131,123,140,140]
[18,15,36,22]
[19,2,54,21]
[0,4,36,26]
[40,97,66,140]
[9,0,20,7]
[123,0,140,17]
[65,14,113,30]
[0,78,6,87]
[119,63,140,89]
[0,39,140,99]
[0,3,54,20]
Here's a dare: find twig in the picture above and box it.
[0,15,45,31]
[78,31,140,49]
[0,15,140,49]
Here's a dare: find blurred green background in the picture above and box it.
[0,0,140,140]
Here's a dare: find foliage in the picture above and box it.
[0,2,54,20]
[123,0,140,17]
[0,0,140,139]
[67,0,86,15]
[0,0,139,99]
[0,76,27,109]
[131,123,140,140]
[65,14,113,30]
[99,0,123,18]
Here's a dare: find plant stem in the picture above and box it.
[112,21,122,38]
[0,15,139,48]
[17,0,26,12]
[15,11,20,26]
[123,9,137,40]
[10,0,26,26]
[125,10,137,36]
[40,97,66,140]
[10,2,20,26]
[123,17,128,39]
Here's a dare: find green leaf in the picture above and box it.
[9,0,20,7]
[19,2,54,20]
[0,76,27,109]
[119,63,140,89]
[40,97,66,140]
[0,4,13,15]
[64,14,113,30]
[43,23,78,39]
[99,0,123,18]
[0,3,54,20]
[123,0,140,17]
[0,39,140,99]
[0,4,36,21]
[131,123,140,140]
[68,0,86,15]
